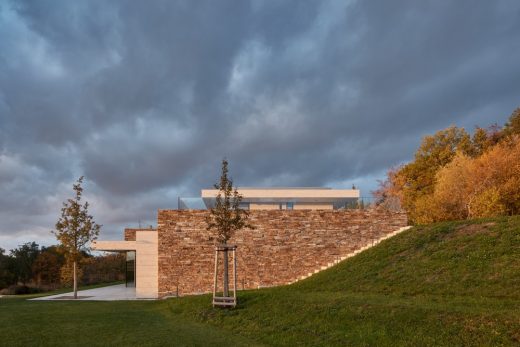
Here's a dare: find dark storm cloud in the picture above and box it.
[1,0,519,250]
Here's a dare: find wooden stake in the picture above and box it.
[212,244,238,308]
[213,247,218,307]
[233,247,237,306]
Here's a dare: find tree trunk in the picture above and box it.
[223,249,229,297]
[73,261,78,299]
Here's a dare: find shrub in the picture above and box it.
[0,285,43,295]
[469,187,507,218]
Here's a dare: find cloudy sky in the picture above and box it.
[1,0,519,251]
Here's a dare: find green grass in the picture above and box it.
[1,216,519,346]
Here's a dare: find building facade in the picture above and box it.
[201,187,360,210]
[93,188,407,299]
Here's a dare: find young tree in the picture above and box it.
[206,159,253,298]
[53,176,101,299]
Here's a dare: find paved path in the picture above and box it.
[31,284,141,301]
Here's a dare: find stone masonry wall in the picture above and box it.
[158,209,407,297]
[124,228,137,241]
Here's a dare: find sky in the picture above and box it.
[1,0,519,251]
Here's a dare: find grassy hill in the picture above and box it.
[1,216,519,346]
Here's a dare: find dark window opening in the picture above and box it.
[126,251,136,288]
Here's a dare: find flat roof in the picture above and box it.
[201,187,360,199]
[92,240,136,251]
[209,187,333,190]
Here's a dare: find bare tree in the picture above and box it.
[53,176,100,299]
[206,159,253,298]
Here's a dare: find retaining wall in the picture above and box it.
[157,209,407,297]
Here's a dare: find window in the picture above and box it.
[286,202,294,210]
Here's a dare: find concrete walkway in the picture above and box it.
[31,284,140,301]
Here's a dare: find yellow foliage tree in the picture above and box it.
[413,194,440,224]
[376,109,520,223]
[469,187,507,218]
[429,135,520,222]
[431,152,473,221]
[386,126,472,223]
[471,135,520,216]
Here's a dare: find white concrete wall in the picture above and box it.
[294,203,333,210]
[250,203,283,210]
[92,240,137,251]
[135,230,158,299]
[248,202,333,210]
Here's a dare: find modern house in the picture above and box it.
[176,187,360,210]
[93,187,407,299]
[201,187,360,210]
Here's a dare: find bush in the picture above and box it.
[0,285,43,295]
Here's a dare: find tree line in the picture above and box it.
[375,108,520,224]
[0,242,124,294]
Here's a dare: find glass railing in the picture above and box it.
[343,197,376,209]
[342,197,402,211]
[176,196,397,211]
[178,197,208,210]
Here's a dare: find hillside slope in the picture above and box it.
[174,216,520,346]
[297,216,520,298]
[1,216,519,346]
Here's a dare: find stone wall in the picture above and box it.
[124,228,137,241]
[157,209,407,297]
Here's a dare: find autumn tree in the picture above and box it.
[470,127,490,157]
[471,135,520,216]
[382,126,473,223]
[429,152,473,221]
[53,176,100,299]
[206,159,253,299]
[503,108,520,137]
[376,108,520,223]
[373,166,403,211]
[32,246,65,287]
[424,135,520,222]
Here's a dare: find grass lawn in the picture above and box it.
[1,216,519,346]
